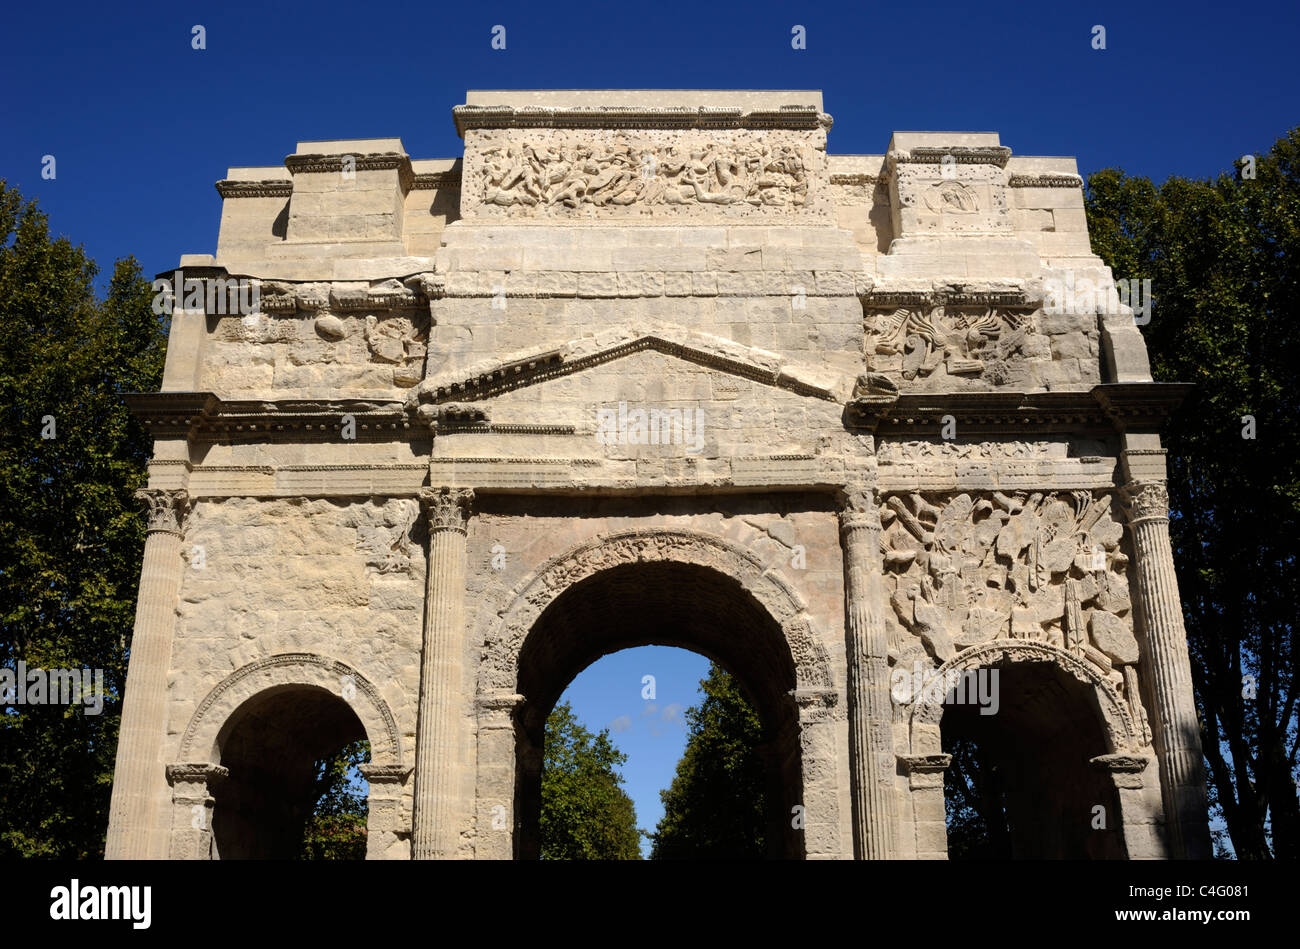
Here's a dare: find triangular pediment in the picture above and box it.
[412,322,856,407]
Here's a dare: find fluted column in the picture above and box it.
[412,487,474,859]
[1122,480,1212,859]
[838,486,899,859]
[105,489,191,859]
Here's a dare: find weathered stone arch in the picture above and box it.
[475,526,841,860]
[906,640,1142,757]
[179,653,403,767]
[478,527,834,695]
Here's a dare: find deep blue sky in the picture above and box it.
[557,647,707,855]
[2,0,1296,290]
[3,0,1293,850]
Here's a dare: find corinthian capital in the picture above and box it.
[419,487,474,534]
[136,489,190,536]
[837,484,882,532]
[1121,480,1169,524]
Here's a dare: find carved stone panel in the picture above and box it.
[461,128,831,221]
[205,304,429,395]
[356,498,421,576]
[889,148,1012,235]
[879,490,1138,681]
[864,302,1051,390]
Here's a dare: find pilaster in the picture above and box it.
[164,762,227,859]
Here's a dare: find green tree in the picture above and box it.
[650,663,766,859]
[0,181,167,858]
[300,739,370,860]
[942,734,1011,860]
[540,700,641,859]
[1084,129,1300,858]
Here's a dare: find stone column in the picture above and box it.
[411,487,474,859]
[105,489,191,860]
[1121,479,1212,859]
[838,486,899,859]
[164,762,226,859]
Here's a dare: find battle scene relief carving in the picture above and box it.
[864,302,1048,389]
[464,132,827,219]
[880,491,1142,687]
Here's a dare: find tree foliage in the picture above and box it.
[1084,129,1300,858]
[942,734,1011,860]
[0,181,167,858]
[649,663,766,859]
[300,739,370,861]
[540,700,641,859]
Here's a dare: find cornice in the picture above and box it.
[452,104,832,137]
[860,288,1034,308]
[214,179,293,199]
[1093,382,1192,431]
[829,173,889,187]
[847,384,1188,435]
[147,269,434,314]
[887,145,1012,169]
[125,392,416,442]
[411,171,463,190]
[284,152,415,191]
[125,382,1190,445]
[417,333,848,406]
[1008,174,1084,188]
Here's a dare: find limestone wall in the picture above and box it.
[164,497,424,767]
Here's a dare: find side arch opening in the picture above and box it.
[940,659,1128,859]
[210,684,370,859]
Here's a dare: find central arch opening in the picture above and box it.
[513,560,804,859]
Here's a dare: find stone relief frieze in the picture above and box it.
[891,158,1011,233]
[880,491,1140,686]
[877,440,1055,463]
[864,304,1047,388]
[209,311,429,390]
[468,139,818,217]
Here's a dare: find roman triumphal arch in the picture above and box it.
[105,90,1211,859]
